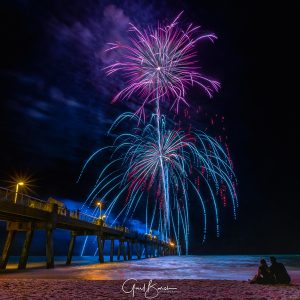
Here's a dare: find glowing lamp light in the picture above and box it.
[14,181,25,203]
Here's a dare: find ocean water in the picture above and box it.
[2,255,300,280]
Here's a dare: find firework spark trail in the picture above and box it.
[104,11,220,119]
[79,113,238,254]
[79,12,237,255]
[102,12,222,247]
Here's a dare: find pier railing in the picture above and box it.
[0,187,52,212]
[0,187,165,239]
[0,187,120,230]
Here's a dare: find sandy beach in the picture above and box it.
[0,279,300,299]
[1,256,300,299]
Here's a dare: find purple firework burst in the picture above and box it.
[104,12,220,119]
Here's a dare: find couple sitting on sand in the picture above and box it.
[250,256,291,284]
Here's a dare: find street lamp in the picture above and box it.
[96,200,104,220]
[14,182,24,203]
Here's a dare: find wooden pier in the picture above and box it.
[0,187,176,270]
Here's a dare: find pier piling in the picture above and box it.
[66,232,76,265]
[0,230,16,269]
[18,227,34,269]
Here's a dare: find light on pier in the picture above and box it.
[14,182,24,203]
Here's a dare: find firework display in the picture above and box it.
[104,11,220,119]
[79,13,238,255]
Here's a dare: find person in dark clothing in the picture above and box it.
[250,259,273,284]
[269,256,291,284]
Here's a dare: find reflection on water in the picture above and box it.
[2,255,300,280]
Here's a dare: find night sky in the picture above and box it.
[0,0,299,254]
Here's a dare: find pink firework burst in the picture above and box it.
[104,11,220,118]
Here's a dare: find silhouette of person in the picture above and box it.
[269,256,291,284]
[250,259,272,284]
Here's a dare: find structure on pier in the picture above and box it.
[0,187,177,270]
